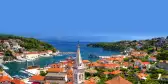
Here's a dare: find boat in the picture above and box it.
[41,54,51,57]
[0,64,9,70]
[24,60,40,75]
[88,54,99,58]
[12,75,20,78]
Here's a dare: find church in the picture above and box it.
[73,43,85,84]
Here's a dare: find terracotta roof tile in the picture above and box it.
[67,81,73,84]
[137,73,148,79]
[103,72,110,75]
[134,66,139,69]
[111,70,122,75]
[83,60,90,63]
[142,62,150,65]
[103,64,120,68]
[47,68,64,73]
[0,76,11,82]
[29,75,44,81]
[88,62,102,67]
[11,79,25,84]
[105,76,132,84]
[85,80,96,84]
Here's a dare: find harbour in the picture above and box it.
[4,41,120,77]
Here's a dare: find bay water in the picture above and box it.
[4,41,120,77]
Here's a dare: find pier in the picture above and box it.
[57,52,76,55]
[99,56,111,59]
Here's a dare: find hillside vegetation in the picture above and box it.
[87,37,168,60]
[0,34,56,52]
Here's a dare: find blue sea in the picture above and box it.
[4,41,120,77]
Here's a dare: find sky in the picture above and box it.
[0,0,168,42]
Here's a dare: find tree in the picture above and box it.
[85,72,91,79]
[141,79,159,84]
[124,58,129,62]
[40,71,47,76]
[5,50,13,56]
[157,50,168,60]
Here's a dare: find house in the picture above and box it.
[11,78,25,84]
[103,70,121,75]
[111,70,122,75]
[29,75,44,84]
[45,72,68,84]
[24,52,39,60]
[88,62,102,68]
[136,73,148,80]
[106,56,124,63]
[131,51,147,58]
[103,64,120,69]
[26,66,40,75]
[148,56,157,62]
[105,76,132,84]
[122,62,129,69]
[84,78,96,84]
[0,76,12,84]
[47,50,53,54]
[47,68,65,73]
[11,42,21,51]
[50,63,62,68]
[134,59,142,66]
[67,69,73,82]
[140,62,151,70]
[0,52,4,58]
[84,80,96,84]
[14,53,24,59]
[3,41,10,49]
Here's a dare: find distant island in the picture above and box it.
[0,34,57,62]
[87,36,168,60]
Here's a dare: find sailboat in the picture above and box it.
[20,59,40,75]
[0,64,9,70]
[26,59,39,70]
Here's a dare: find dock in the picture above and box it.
[57,52,76,55]
[99,56,111,59]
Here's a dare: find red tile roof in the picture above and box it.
[103,64,120,68]
[103,70,121,75]
[142,62,150,65]
[85,80,96,84]
[88,62,102,67]
[103,72,110,75]
[105,76,132,84]
[29,75,44,81]
[111,70,122,75]
[11,79,25,84]
[47,68,64,72]
[134,66,139,69]
[83,60,90,63]
[0,76,11,82]
[137,73,148,79]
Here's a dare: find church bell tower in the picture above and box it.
[73,43,85,84]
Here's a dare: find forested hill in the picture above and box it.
[0,34,56,52]
[87,36,168,53]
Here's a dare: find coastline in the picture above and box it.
[4,42,120,77]
[3,51,60,64]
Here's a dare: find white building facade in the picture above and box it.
[73,44,85,84]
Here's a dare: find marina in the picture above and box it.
[4,41,120,77]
